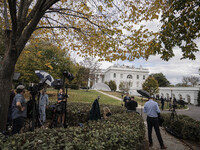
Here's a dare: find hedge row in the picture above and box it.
[1,103,147,150]
[162,113,200,141]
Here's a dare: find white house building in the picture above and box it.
[95,64,149,95]
[94,64,200,105]
[158,87,200,105]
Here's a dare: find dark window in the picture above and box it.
[137,75,139,79]
[127,74,133,79]
[114,73,116,78]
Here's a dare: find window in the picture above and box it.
[127,74,133,79]
[113,73,116,78]
[137,82,139,87]
[137,75,139,79]
[120,74,123,78]
[143,75,145,80]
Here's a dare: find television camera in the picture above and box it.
[26,78,48,131]
[50,70,74,128]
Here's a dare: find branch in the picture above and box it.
[3,0,10,30]
[38,16,82,32]
[48,7,91,17]
[8,0,17,33]
[17,0,25,22]
[45,10,113,33]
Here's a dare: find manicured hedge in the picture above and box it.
[162,113,200,141]
[1,103,147,150]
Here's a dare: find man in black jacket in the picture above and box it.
[127,96,138,112]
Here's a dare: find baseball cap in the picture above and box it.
[16,85,25,90]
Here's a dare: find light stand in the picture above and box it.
[140,96,143,116]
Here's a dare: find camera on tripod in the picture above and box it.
[172,104,177,109]
[63,71,74,81]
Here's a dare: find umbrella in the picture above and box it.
[35,70,54,86]
[137,89,150,98]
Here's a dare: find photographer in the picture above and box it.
[57,88,66,126]
[11,85,26,135]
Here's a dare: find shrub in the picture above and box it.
[108,80,117,91]
[1,103,147,150]
[197,91,200,106]
[70,84,79,90]
[162,113,200,141]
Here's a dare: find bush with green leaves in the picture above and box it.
[1,103,147,150]
[162,113,200,141]
[197,91,200,106]
[70,84,79,90]
[108,80,117,92]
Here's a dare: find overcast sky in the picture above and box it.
[98,19,200,85]
[72,15,200,85]
[99,48,200,85]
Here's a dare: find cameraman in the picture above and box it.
[11,85,26,135]
[57,88,66,126]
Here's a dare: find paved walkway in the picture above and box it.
[97,90,200,150]
[97,90,143,108]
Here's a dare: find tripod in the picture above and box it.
[170,106,178,121]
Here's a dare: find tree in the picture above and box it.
[80,57,101,89]
[142,76,159,96]
[181,75,199,87]
[75,66,90,88]
[108,80,117,92]
[151,73,170,87]
[182,76,190,86]
[188,76,199,87]
[15,41,74,83]
[175,83,188,87]
[2,0,152,130]
[0,0,198,131]
[119,81,131,93]
[151,0,200,61]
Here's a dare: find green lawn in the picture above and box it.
[46,89,122,106]
[101,91,148,106]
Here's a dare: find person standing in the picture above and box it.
[160,96,165,111]
[11,85,26,135]
[144,96,167,149]
[57,88,66,126]
[39,89,49,123]
[127,96,138,112]
[123,92,130,109]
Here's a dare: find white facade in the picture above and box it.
[158,87,200,105]
[95,64,149,95]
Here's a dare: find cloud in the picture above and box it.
[103,47,200,85]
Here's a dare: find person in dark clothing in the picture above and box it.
[144,97,167,149]
[57,88,66,126]
[12,85,26,135]
[7,89,16,128]
[160,96,165,111]
[127,96,138,112]
[123,92,131,109]
[89,97,101,120]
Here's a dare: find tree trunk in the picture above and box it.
[0,30,17,131]
[0,71,14,131]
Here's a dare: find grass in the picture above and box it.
[46,88,122,106]
[101,91,187,110]
[102,91,148,106]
